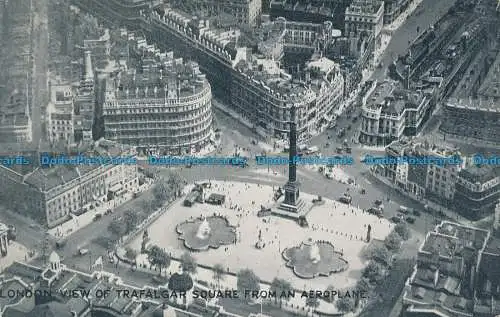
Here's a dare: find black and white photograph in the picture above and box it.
[0,0,499,316]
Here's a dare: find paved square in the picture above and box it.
[128,181,392,290]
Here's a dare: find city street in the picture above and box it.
[371,0,458,81]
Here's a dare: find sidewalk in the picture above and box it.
[114,255,342,315]
[47,181,154,239]
[368,170,472,225]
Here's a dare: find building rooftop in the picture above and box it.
[17,139,135,191]
[459,165,500,184]
[114,59,208,101]
[345,0,383,16]
[404,222,490,317]
[365,81,429,116]
[477,45,500,99]
[446,97,500,112]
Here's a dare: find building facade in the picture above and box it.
[441,98,500,144]
[46,80,74,144]
[74,51,96,143]
[454,166,500,220]
[344,0,384,46]
[103,36,213,154]
[269,0,351,30]
[0,92,33,143]
[148,9,343,140]
[172,0,262,26]
[402,221,491,317]
[359,81,433,146]
[0,141,139,228]
[380,140,500,219]
[383,0,411,25]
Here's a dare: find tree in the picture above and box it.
[336,296,355,313]
[141,199,155,215]
[180,252,198,274]
[362,262,385,284]
[394,223,411,240]
[369,245,392,265]
[108,219,127,240]
[213,264,225,288]
[270,277,292,306]
[153,181,171,205]
[385,231,403,251]
[125,247,138,260]
[123,209,140,233]
[305,296,320,315]
[237,269,260,301]
[147,245,170,275]
[165,171,185,198]
[355,278,372,294]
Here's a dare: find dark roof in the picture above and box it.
[459,165,500,183]
[26,302,73,317]
[168,273,193,292]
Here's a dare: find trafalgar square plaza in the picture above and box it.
[127,107,393,314]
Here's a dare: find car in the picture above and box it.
[406,217,416,224]
[93,214,102,221]
[413,210,421,217]
[55,239,67,249]
[79,248,89,256]
[398,206,409,214]
[390,216,402,223]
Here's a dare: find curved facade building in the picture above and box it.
[150,7,344,141]
[103,40,213,154]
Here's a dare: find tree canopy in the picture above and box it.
[180,252,198,274]
[336,296,355,313]
[147,245,170,274]
[385,231,403,251]
[394,223,411,240]
[237,269,260,301]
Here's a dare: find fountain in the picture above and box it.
[282,238,349,279]
[196,218,211,240]
[177,216,236,251]
[309,242,321,263]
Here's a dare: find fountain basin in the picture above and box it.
[282,239,349,279]
[176,216,236,251]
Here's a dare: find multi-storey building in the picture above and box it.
[0,0,37,144]
[269,0,351,30]
[74,51,96,142]
[424,146,464,203]
[402,221,492,317]
[46,79,74,144]
[0,91,32,143]
[47,111,74,145]
[0,140,138,228]
[103,38,213,154]
[83,29,111,65]
[279,18,338,54]
[172,0,262,26]
[441,99,500,144]
[344,0,384,46]
[383,141,463,202]
[1,254,215,317]
[148,9,344,140]
[359,81,433,145]
[454,165,500,220]
[383,0,411,25]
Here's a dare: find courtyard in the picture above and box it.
[128,181,393,291]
